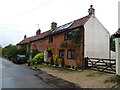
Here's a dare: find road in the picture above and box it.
[1,58,78,88]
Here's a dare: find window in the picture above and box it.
[67,50,75,59]
[64,31,73,40]
[49,36,53,43]
[39,40,42,45]
[59,50,65,58]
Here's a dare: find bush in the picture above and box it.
[75,66,81,70]
[61,58,65,67]
[50,57,54,65]
[55,63,59,67]
[64,65,71,68]
[32,53,44,64]
[72,66,75,69]
[45,62,49,65]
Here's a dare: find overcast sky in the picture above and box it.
[0,0,119,47]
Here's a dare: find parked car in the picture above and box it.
[13,54,27,64]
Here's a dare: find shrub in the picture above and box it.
[61,58,65,67]
[50,57,54,65]
[53,55,58,64]
[64,65,71,68]
[32,53,44,64]
[45,62,49,65]
[72,66,75,69]
[75,66,81,70]
[55,63,59,67]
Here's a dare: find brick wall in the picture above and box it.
[30,26,84,67]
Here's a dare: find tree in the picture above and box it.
[2,44,18,60]
[110,35,115,52]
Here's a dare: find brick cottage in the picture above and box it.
[17,5,110,68]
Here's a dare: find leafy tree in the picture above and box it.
[110,35,115,52]
[2,44,18,60]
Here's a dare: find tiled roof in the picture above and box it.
[115,28,120,35]
[17,15,91,45]
[17,30,51,45]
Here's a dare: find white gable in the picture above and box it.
[84,15,110,59]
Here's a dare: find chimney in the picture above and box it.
[88,5,95,15]
[36,29,41,35]
[51,22,57,30]
[24,35,27,39]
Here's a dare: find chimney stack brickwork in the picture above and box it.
[51,22,57,30]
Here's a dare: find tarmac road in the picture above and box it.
[1,58,78,88]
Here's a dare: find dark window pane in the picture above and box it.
[67,50,75,59]
[59,50,64,58]
[49,36,53,43]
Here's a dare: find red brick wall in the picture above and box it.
[30,27,84,67]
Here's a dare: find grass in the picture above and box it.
[32,64,48,68]
[104,75,120,84]
[95,72,106,75]
[86,74,95,77]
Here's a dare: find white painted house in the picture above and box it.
[84,5,110,59]
[114,29,120,75]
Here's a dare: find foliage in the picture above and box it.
[105,75,120,84]
[74,66,81,70]
[110,35,115,52]
[64,65,71,68]
[55,63,59,66]
[45,61,49,65]
[72,28,81,43]
[32,53,44,64]
[61,58,65,67]
[60,41,68,47]
[53,55,59,64]
[50,57,54,65]
[31,49,39,58]
[2,44,18,60]
[72,66,75,69]
[47,47,54,53]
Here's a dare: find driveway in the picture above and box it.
[1,58,78,88]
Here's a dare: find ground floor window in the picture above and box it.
[59,50,64,58]
[67,49,75,59]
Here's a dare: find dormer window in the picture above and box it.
[49,35,53,43]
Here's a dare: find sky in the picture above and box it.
[0,0,119,47]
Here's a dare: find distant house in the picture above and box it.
[17,5,110,68]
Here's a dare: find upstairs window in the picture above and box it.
[64,31,73,40]
[49,36,53,43]
[67,49,75,59]
[39,40,42,45]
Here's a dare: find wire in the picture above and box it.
[0,0,56,21]
[0,23,36,27]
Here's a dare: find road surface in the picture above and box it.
[1,58,78,88]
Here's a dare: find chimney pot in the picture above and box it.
[36,29,41,35]
[88,5,95,15]
[24,35,27,39]
[51,22,57,30]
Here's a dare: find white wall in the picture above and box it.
[110,51,116,59]
[115,38,120,75]
[84,15,110,59]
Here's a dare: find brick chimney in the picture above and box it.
[24,35,27,39]
[36,29,41,35]
[51,22,57,30]
[88,5,95,15]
